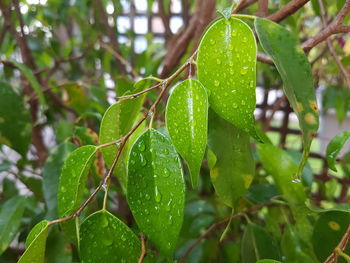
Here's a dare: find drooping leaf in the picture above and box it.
[166,79,208,187]
[312,211,350,262]
[197,18,258,139]
[255,18,319,179]
[59,83,90,114]
[43,142,77,219]
[18,220,49,263]
[241,223,281,263]
[79,210,141,263]
[257,143,306,205]
[127,129,185,256]
[0,81,32,156]
[45,230,72,263]
[57,145,96,244]
[326,131,350,171]
[207,110,255,207]
[99,80,147,189]
[0,196,25,255]
[10,61,46,107]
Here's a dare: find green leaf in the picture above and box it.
[166,79,208,187]
[0,196,25,255]
[207,110,255,207]
[18,220,49,263]
[197,18,258,139]
[257,143,306,205]
[43,142,77,219]
[79,210,141,263]
[255,18,319,179]
[57,145,96,244]
[57,145,97,217]
[241,223,280,263]
[99,81,147,189]
[216,3,236,20]
[0,81,32,156]
[127,129,185,256]
[45,230,72,263]
[18,174,43,201]
[10,61,46,108]
[326,131,350,171]
[312,211,350,262]
[59,83,90,114]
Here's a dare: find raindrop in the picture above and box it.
[145,193,151,200]
[162,168,170,177]
[292,177,301,183]
[216,59,221,65]
[214,80,220,87]
[102,238,113,246]
[210,39,215,45]
[115,141,121,147]
[155,186,162,203]
[242,36,247,42]
[140,153,147,166]
[240,67,248,75]
[101,216,109,228]
[138,141,146,151]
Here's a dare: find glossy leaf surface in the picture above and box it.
[18,220,49,263]
[57,145,97,217]
[0,196,25,255]
[197,17,258,138]
[0,81,32,156]
[80,210,141,263]
[326,131,350,171]
[43,142,77,219]
[255,18,319,178]
[312,211,350,262]
[166,79,208,187]
[241,223,280,263]
[127,129,185,256]
[207,110,254,207]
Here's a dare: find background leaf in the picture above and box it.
[0,196,25,255]
[79,210,141,263]
[18,220,49,263]
[207,110,255,207]
[166,79,208,187]
[127,129,185,256]
[326,131,350,171]
[197,17,258,139]
[255,18,319,179]
[0,81,32,156]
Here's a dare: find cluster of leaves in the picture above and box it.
[1,1,350,263]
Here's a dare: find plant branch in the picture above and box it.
[267,0,310,22]
[318,0,350,89]
[138,234,147,263]
[325,223,350,263]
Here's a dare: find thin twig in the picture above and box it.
[267,0,310,22]
[138,234,147,263]
[116,83,163,103]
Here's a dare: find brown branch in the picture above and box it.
[257,0,268,17]
[302,0,350,52]
[157,0,173,40]
[318,0,350,89]
[267,0,310,22]
[324,223,350,263]
[138,234,147,263]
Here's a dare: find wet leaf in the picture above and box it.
[207,110,255,207]
[312,211,350,262]
[43,142,77,219]
[197,18,258,139]
[326,131,350,171]
[0,196,25,255]
[241,223,280,263]
[255,18,319,179]
[127,129,185,256]
[0,81,31,156]
[45,230,72,263]
[99,81,146,190]
[166,79,208,187]
[18,220,49,263]
[79,210,141,263]
[57,145,96,244]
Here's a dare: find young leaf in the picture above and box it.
[312,211,350,262]
[207,110,255,207]
[57,145,96,244]
[255,18,319,179]
[241,223,281,263]
[166,79,208,187]
[43,142,77,219]
[0,196,25,255]
[0,81,32,156]
[99,81,147,189]
[18,220,49,263]
[197,18,258,139]
[57,145,97,217]
[80,210,141,263]
[326,131,350,171]
[127,129,185,256]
